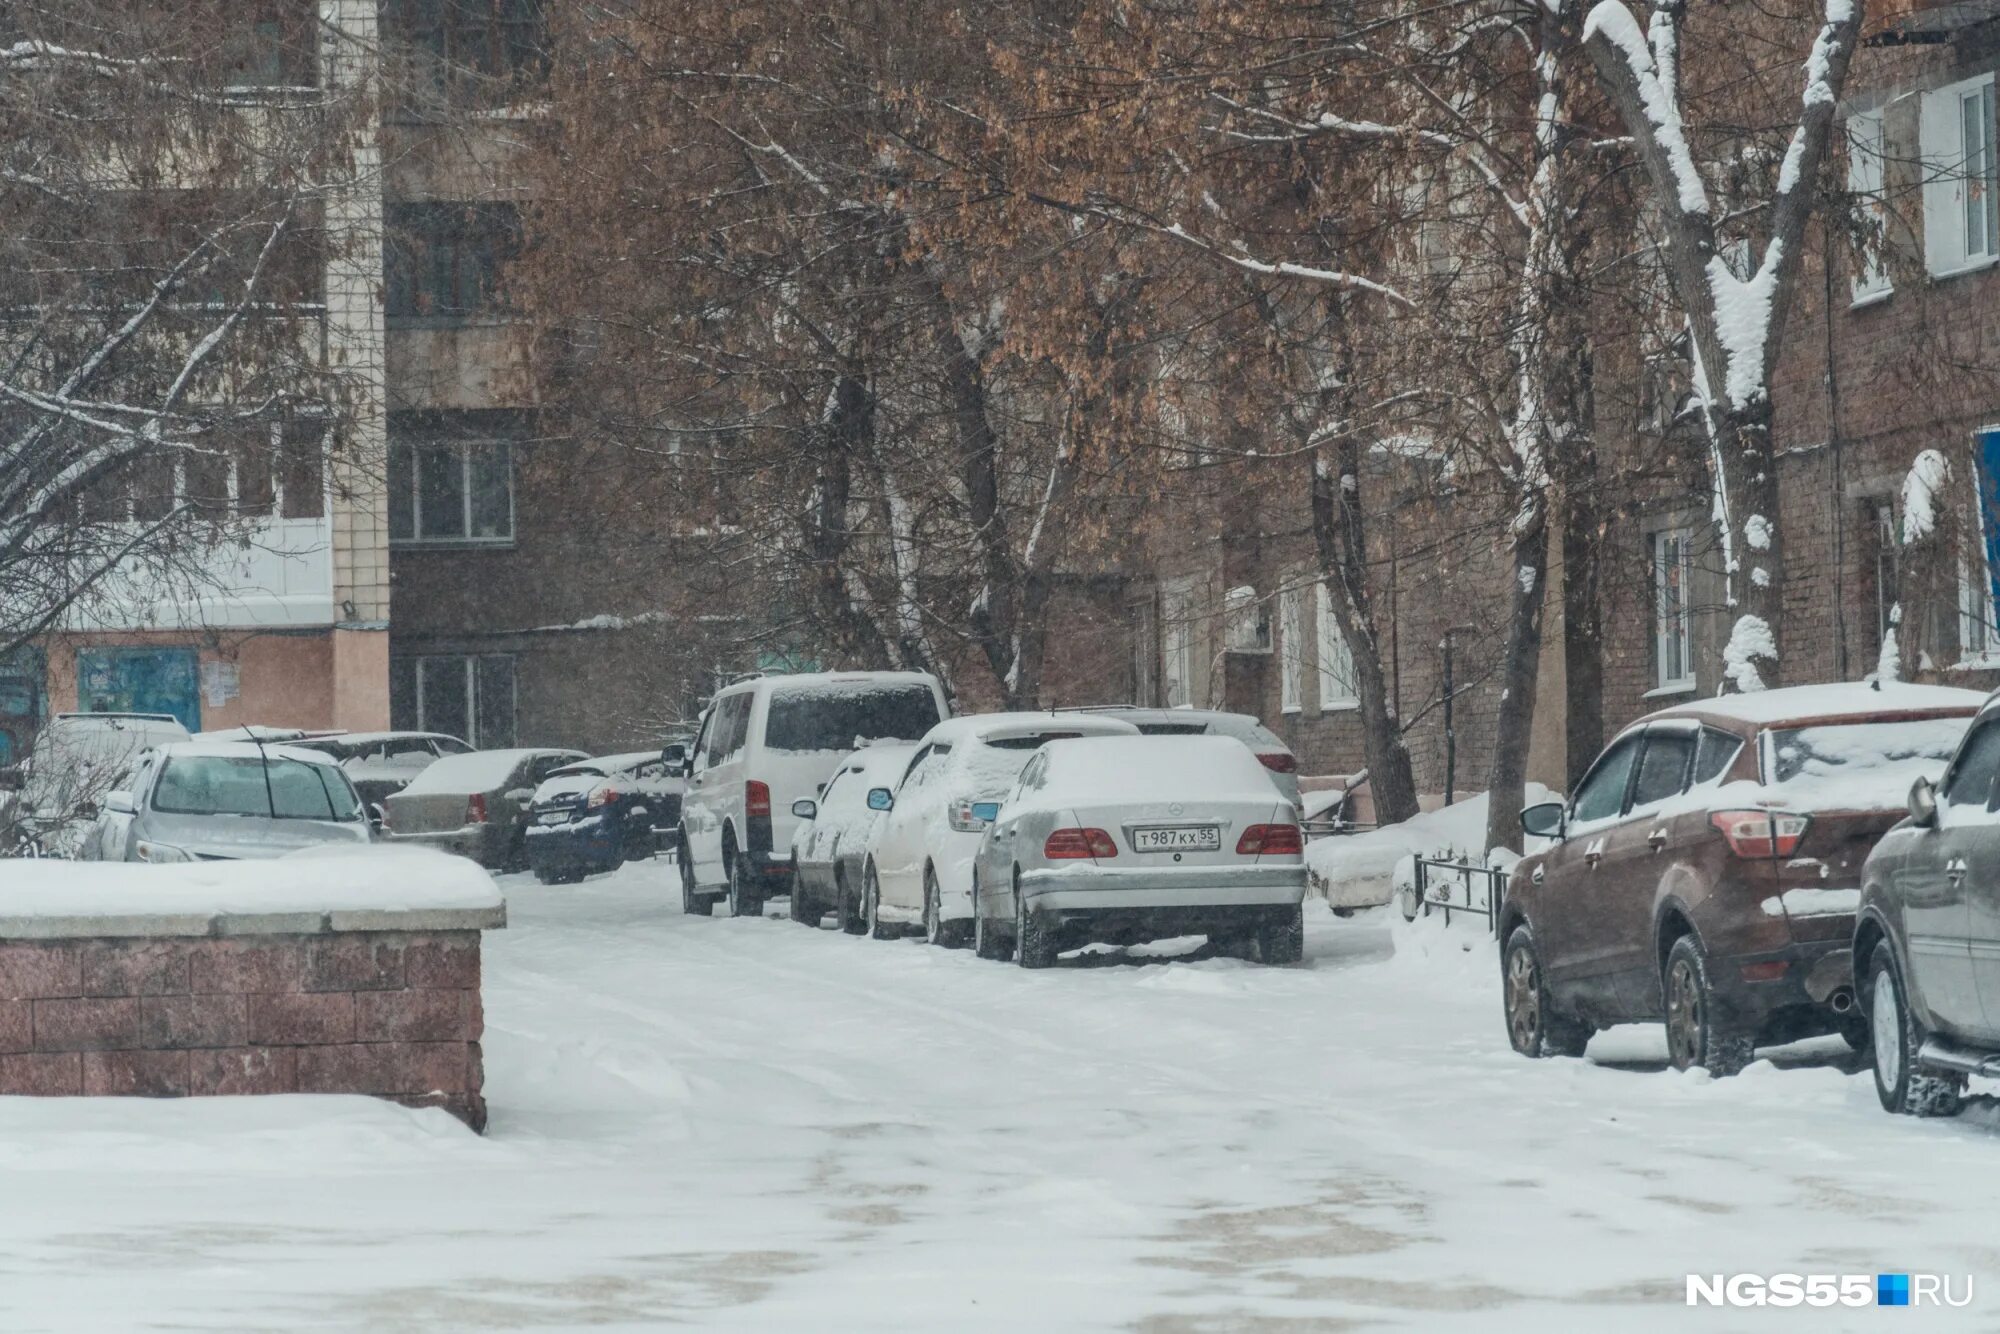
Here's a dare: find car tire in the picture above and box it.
[1867,940,1964,1118]
[973,877,1010,961]
[789,858,819,927]
[725,846,763,918]
[533,864,559,886]
[836,868,866,935]
[864,864,895,940]
[1502,924,1590,1059]
[680,844,712,916]
[1664,934,1752,1076]
[923,868,971,950]
[1015,879,1056,970]
[1256,907,1305,965]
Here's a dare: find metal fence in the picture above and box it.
[1411,856,1510,933]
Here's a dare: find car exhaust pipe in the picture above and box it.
[1828,988,1856,1015]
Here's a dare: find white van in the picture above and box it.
[677,672,950,916]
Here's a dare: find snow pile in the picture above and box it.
[1901,448,1949,543]
[1307,784,1557,909]
[1684,679,1986,724]
[1721,613,1777,693]
[0,845,503,919]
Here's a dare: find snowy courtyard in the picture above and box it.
[1,858,1995,1332]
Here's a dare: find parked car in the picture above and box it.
[524,751,684,884]
[1502,681,1984,1075]
[77,741,372,862]
[677,672,949,917]
[970,734,1309,967]
[289,731,472,811]
[861,712,1143,945]
[1855,689,2000,1117]
[383,748,588,869]
[788,742,919,933]
[1063,706,1302,810]
[1,711,191,856]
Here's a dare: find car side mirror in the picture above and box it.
[104,790,135,816]
[368,803,386,832]
[1910,775,1939,828]
[867,787,894,812]
[791,799,817,820]
[1520,800,1565,840]
[971,801,1001,823]
[0,766,20,792]
[662,743,688,776]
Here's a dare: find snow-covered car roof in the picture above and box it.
[398,749,585,795]
[916,712,1140,747]
[715,670,941,696]
[293,731,464,752]
[1645,681,1986,728]
[152,740,342,766]
[563,751,666,774]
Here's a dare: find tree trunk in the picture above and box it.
[1484,499,1550,856]
[1310,440,1420,827]
[1562,474,1605,789]
[801,371,895,667]
[1715,401,1784,691]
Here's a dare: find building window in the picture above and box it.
[1315,581,1358,710]
[1160,576,1196,708]
[1848,109,1892,302]
[84,420,325,526]
[1921,74,1998,277]
[1873,501,1901,650]
[221,0,317,87]
[1652,527,1695,691]
[388,436,514,544]
[385,0,547,88]
[1278,584,1303,714]
[391,654,515,746]
[386,202,521,319]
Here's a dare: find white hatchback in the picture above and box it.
[861,713,1141,945]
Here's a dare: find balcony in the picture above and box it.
[1870,0,1997,40]
[72,515,336,632]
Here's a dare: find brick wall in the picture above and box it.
[0,930,486,1130]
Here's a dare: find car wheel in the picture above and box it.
[680,842,712,916]
[1868,940,1964,1117]
[1664,934,1752,1076]
[864,864,895,940]
[789,859,819,927]
[1014,879,1055,970]
[973,875,1010,960]
[1256,906,1305,965]
[1502,924,1590,1058]
[533,864,559,886]
[836,868,866,935]
[726,847,763,918]
[923,868,970,950]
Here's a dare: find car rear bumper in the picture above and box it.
[1709,938,1856,1029]
[525,816,625,872]
[1019,863,1307,912]
[386,825,508,865]
[745,847,794,886]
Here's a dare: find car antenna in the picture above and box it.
[252,729,279,818]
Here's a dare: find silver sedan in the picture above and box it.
[80,741,373,862]
[970,735,1308,968]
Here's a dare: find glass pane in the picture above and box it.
[416,443,466,538]
[419,657,470,743]
[185,445,232,517]
[1945,722,2000,807]
[130,451,177,523]
[1694,729,1741,784]
[279,424,325,519]
[468,441,512,538]
[1573,738,1641,824]
[1631,734,1695,807]
[234,430,275,516]
[388,442,415,540]
[389,656,419,730]
[475,656,516,747]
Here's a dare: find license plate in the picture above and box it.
[1132,826,1220,852]
[537,810,569,825]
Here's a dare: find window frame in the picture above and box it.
[1847,107,1893,304]
[1569,732,1644,827]
[1628,724,1698,813]
[1160,576,1196,709]
[1315,580,1359,711]
[388,435,515,547]
[1921,72,2000,279]
[1278,583,1303,715]
[1650,526,1697,694]
[393,653,517,748]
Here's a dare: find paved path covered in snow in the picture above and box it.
[4,857,1999,1331]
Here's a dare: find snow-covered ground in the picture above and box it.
[5,856,2000,1331]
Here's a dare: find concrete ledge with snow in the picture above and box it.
[0,847,503,1131]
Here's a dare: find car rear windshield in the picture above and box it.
[153,756,363,821]
[1766,719,1967,787]
[763,684,941,752]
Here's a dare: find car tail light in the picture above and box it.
[588,786,621,809]
[1044,827,1117,859]
[466,793,488,824]
[1257,752,1298,774]
[746,780,771,818]
[1709,809,1809,858]
[1237,823,1304,856]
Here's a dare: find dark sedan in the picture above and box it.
[524,751,684,884]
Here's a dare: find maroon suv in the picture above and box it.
[1500,683,1983,1074]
